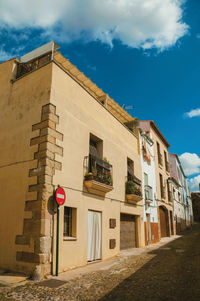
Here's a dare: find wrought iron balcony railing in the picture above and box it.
[84,154,113,186]
[16,53,52,79]
[125,180,142,197]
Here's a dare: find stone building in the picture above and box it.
[0,42,145,279]
[139,121,174,239]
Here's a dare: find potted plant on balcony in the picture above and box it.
[84,160,98,181]
[92,164,97,178]
[103,170,113,186]
[125,181,142,203]
[126,181,138,194]
[84,172,94,181]
[84,167,113,196]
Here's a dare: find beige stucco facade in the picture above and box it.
[50,63,145,274]
[0,47,145,279]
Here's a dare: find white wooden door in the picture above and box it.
[87,210,102,262]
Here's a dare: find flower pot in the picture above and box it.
[87,174,94,180]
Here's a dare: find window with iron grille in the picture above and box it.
[63,207,77,237]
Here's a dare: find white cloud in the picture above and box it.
[179,153,200,192]
[188,175,200,192]
[185,108,200,118]
[0,0,68,28]
[179,153,200,176]
[0,48,12,61]
[0,0,188,51]
[0,45,25,62]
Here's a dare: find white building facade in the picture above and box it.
[140,130,159,245]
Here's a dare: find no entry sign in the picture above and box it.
[55,187,66,206]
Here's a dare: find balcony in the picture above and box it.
[145,185,153,204]
[16,53,52,80]
[125,179,143,204]
[84,155,113,196]
[158,152,163,166]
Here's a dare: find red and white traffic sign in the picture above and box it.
[55,187,66,206]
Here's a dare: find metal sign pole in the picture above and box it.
[55,186,65,277]
[56,204,60,276]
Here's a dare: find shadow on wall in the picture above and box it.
[175,217,187,234]
[99,224,200,301]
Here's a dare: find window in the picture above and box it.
[164,151,167,163]
[157,142,160,155]
[167,180,171,202]
[63,207,77,238]
[87,133,112,186]
[159,173,165,199]
[164,151,169,172]
[127,158,134,181]
[157,142,163,166]
[144,173,153,201]
[89,134,103,159]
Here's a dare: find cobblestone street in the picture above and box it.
[0,224,200,301]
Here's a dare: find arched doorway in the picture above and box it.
[159,206,169,237]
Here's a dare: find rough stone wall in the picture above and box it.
[15,103,63,279]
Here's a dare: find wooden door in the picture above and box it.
[159,207,167,237]
[120,214,136,249]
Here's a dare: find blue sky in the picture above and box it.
[0,0,200,191]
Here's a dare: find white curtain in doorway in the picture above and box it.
[87,210,101,262]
